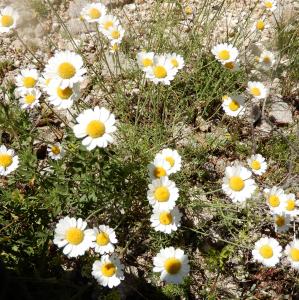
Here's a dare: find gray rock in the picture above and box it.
[269,100,293,125]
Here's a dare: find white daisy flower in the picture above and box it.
[92,254,124,288]
[15,69,39,92]
[87,225,118,254]
[254,18,269,32]
[38,73,52,93]
[285,240,299,270]
[44,51,86,89]
[153,247,190,284]
[264,187,286,214]
[0,6,18,33]
[147,177,179,210]
[222,60,240,71]
[247,154,267,175]
[47,143,64,160]
[136,51,155,71]
[98,14,120,32]
[259,50,275,69]
[158,148,182,175]
[81,3,106,23]
[53,216,94,258]
[211,43,239,63]
[283,193,299,218]
[148,154,172,180]
[18,88,41,110]
[73,106,116,151]
[262,0,277,11]
[47,81,80,109]
[0,145,19,176]
[166,53,185,71]
[102,24,125,45]
[150,206,182,234]
[145,54,178,85]
[222,164,257,203]
[247,81,269,99]
[252,237,282,267]
[222,94,245,117]
[273,213,291,233]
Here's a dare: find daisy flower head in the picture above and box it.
[148,154,171,180]
[92,254,124,288]
[81,3,106,23]
[150,206,182,234]
[147,177,179,210]
[247,81,269,99]
[47,143,64,160]
[15,69,39,92]
[221,94,245,117]
[285,240,299,270]
[247,154,267,175]
[0,6,18,33]
[47,81,80,109]
[136,51,155,71]
[166,53,185,71]
[222,164,257,203]
[283,193,299,218]
[98,14,120,32]
[254,18,269,32]
[44,51,86,89]
[18,88,41,110]
[211,43,239,63]
[222,59,240,72]
[39,73,52,93]
[273,213,291,233]
[153,247,190,284]
[102,24,125,45]
[259,50,275,69]
[145,54,178,85]
[262,0,277,11]
[264,186,286,214]
[0,145,19,176]
[252,237,282,267]
[73,106,116,151]
[53,216,94,258]
[158,148,182,175]
[87,225,118,254]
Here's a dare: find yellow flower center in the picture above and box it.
[263,56,271,64]
[275,215,285,227]
[57,87,73,99]
[103,20,113,30]
[1,15,13,27]
[251,160,261,170]
[66,227,84,245]
[96,231,110,246]
[159,211,173,225]
[46,78,52,86]
[142,58,153,67]
[228,99,240,111]
[111,30,120,39]
[256,20,265,31]
[154,186,170,202]
[171,58,179,68]
[101,262,116,277]
[153,166,166,178]
[184,6,193,15]
[259,245,273,259]
[268,195,280,207]
[89,8,101,19]
[290,248,299,261]
[51,145,61,155]
[58,62,76,79]
[165,156,175,167]
[86,120,105,138]
[164,258,182,274]
[23,76,36,88]
[25,94,36,104]
[286,199,295,211]
[218,50,230,60]
[153,66,167,79]
[250,87,261,97]
[0,153,13,168]
[265,1,273,8]
[224,61,235,70]
[229,176,245,191]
